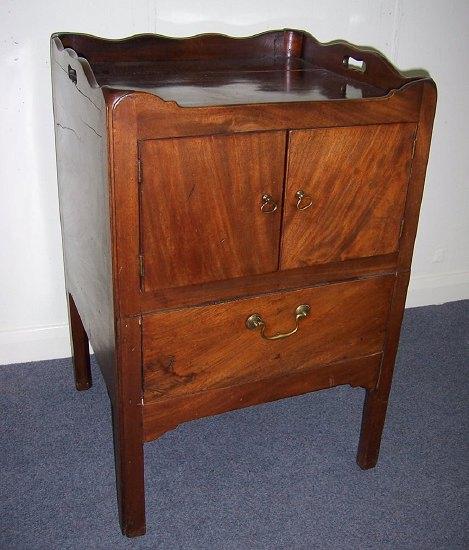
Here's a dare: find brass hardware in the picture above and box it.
[260,193,278,213]
[295,190,313,211]
[245,304,310,340]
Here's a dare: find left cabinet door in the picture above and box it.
[140,131,286,291]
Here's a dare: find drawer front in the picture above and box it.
[143,275,394,401]
[281,123,417,268]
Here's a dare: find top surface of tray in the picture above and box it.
[91,58,386,106]
[53,30,418,107]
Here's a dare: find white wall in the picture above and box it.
[1,0,468,364]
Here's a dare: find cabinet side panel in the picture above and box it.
[51,39,116,397]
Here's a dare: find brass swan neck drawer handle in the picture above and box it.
[245,304,311,340]
[260,193,278,213]
[295,190,313,211]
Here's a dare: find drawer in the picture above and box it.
[142,275,394,401]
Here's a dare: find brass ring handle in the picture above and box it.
[245,304,310,340]
[295,190,313,211]
[260,193,278,213]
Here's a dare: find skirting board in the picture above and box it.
[405,270,469,308]
[0,270,467,365]
[0,324,70,365]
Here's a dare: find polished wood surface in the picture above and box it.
[132,84,422,141]
[281,123,416,268]
[58,30,299,63]
[112,317,146,536]
[106,81,422,319]
[93,61,386,106]
[67,293,91,391]
[107,94,140,318]
[52,36,146,537]
[398,81,438,269]
[143,276,394,401]
[51,36,116,398]
[140,132,285,290]
[56,29,418,106]
[357,83,437,470]
[51,30,436,538]
[143,354,382,441]
[300,33,416,91]
[357,271,410,469]
[139,254,397,312]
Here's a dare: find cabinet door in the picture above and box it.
[140,131,286,291]
[280,123,416,268]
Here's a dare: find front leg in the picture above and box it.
[356,389,389,469]
[356,271,409,469]
[113,317,146,537]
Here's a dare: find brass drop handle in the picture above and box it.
[245,304,310,340]
[260,193,278,213]
[295,190,313,211]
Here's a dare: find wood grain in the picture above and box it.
[143,276,394,401]
[398,80,438,269]
[357,271,410,469]
[67,293,92,391]
[107,93,141,318]
[301,33,417,91]
[134,84,422,140]
[57,30,295,64]
[143,353,382,441]
[51,37,116,398]
[140,132,286,290]
[106,82,423,320]
[139,253,398,312]
[113,317,146,537]
[52,39,146,537]
[51,30,436,538]
[281,123,416,268]
[357,81,437,469]
[55,29,416,97]
[90,59,386,106]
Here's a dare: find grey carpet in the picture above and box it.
[1,300,468,549]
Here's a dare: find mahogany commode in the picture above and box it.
[50,30,436,537]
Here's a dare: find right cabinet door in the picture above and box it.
[280,123,417,269]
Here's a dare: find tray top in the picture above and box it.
[91,58,386,106]
[53,30,419,107]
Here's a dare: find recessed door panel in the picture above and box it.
[281,123,416,268]
[140,131,286,291]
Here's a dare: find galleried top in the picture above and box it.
[51,29,423,107]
